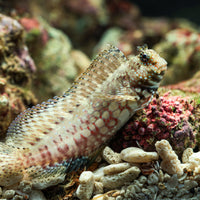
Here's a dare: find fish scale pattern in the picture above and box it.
[0,45,167,189]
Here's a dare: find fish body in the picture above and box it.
[0,45,167,189]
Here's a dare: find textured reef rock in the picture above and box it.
[93,18,173,57]
[165,70,200,93]
[0,182,47,200]
[111,92,199,157]
[93,18,198,59]
[19,17,90,101]
[1,0,141,55]
[154,28,200,85]
[35,0,141,55]
[0,14,37,137]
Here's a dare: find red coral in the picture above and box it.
[111,93,196,156]
[19,17,49,46]
[19,18,40,32]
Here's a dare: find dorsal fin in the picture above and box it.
[6,45,127,147]
[63,44,127,99]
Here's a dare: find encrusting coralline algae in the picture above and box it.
[111,93,197,156]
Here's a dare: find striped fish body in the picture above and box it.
[1,45,167,189]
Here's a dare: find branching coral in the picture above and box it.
[76,171,95,200]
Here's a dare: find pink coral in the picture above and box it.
[111,93,196,156]
[19,18,40,32]
[19,17,49,47]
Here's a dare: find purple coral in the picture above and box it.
[0,14,36,74]
[111,93,196,156]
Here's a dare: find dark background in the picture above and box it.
[132,0,200,24]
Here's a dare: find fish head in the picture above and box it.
[129,44,167,89]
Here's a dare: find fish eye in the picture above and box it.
[140,53,150,63]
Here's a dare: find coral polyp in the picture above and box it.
[112,93,196,156]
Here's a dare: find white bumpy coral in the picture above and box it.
[100,166,141,189]
[155,140,183,176]
[120,147,158,163]
[76,171,95,200]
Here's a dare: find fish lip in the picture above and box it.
[140,85,158,90]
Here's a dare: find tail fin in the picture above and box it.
[0,142,24,186]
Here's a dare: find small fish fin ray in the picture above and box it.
[26,165,67,189]
[92,92,140,102]
[27,156,90,189]
[64,45,127,97]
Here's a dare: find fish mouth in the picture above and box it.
[140,85,158,90]
[156,60,168,74]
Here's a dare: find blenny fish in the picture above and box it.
[0,45,167,189]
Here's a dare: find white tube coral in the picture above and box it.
[182,148,193,163]
[155,140,183,176]
[103,163,131,175]
[188,152,200,174]
[102,146,121,164]
[120,147,158,163]
[100,166,141,189]
[76,171,95,200]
